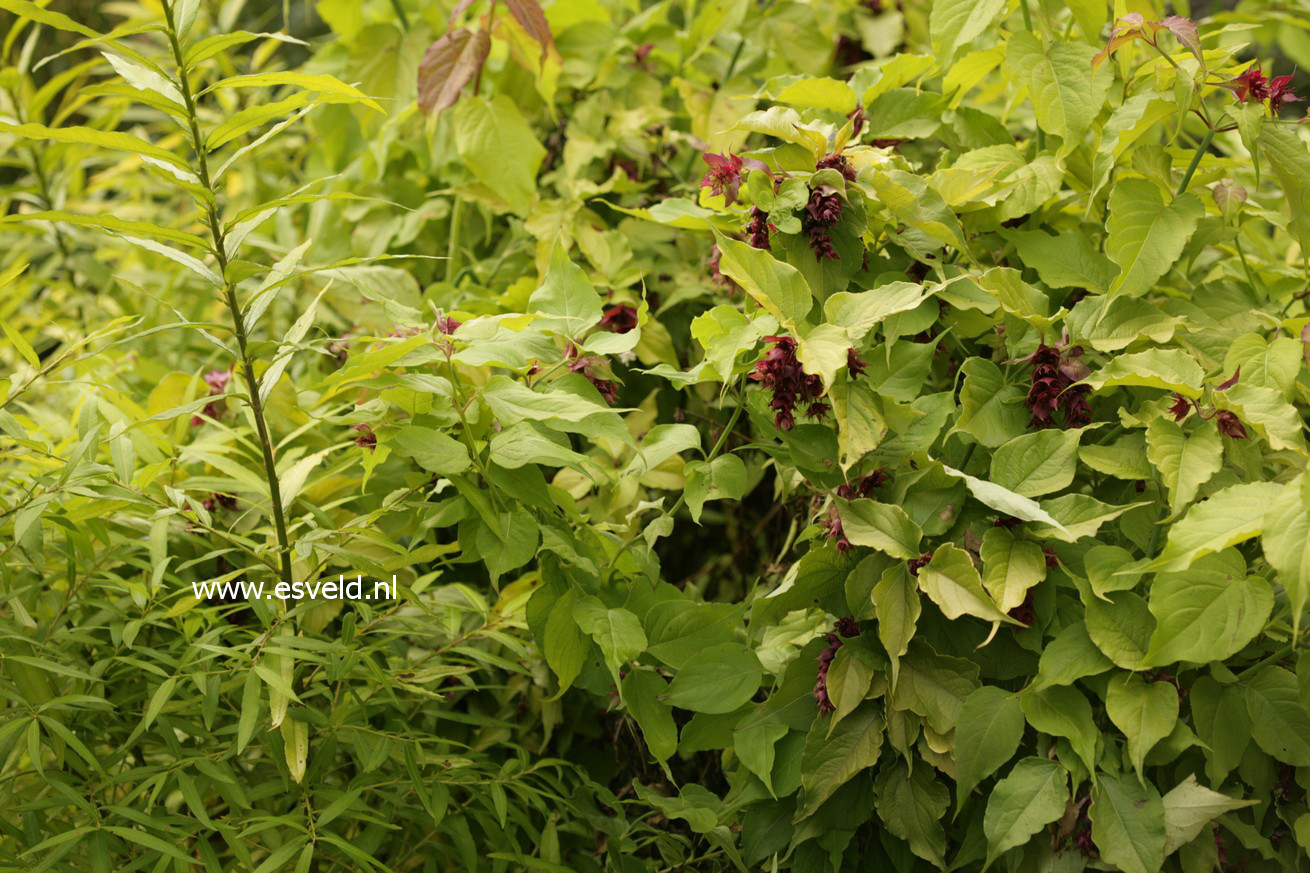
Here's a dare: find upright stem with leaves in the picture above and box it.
[163,1,294,589]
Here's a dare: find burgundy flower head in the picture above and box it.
[568,353,621,404]
[1215,410,1248,439]
[835,468,886,500]
[816,153,857,182]
[1231,66,1271,103]
[1269,75,1303,106]
[907,552,932,576]
[803,185,844,260]
[699,153,745,206]
[746,207,771,250]
[823,508,852,553]
[1168,392,1194,422]
[352,423,377,450]
[834,617,860,638]
[847,348,867,379]
[437,316,461,335]
[202,492,238,513]
[751,336,827,430]
[1022,339,1092,429]
[599,303,638,334]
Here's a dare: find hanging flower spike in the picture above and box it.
[599,303,638,334]
[699,152,745,206]
[751,336,826,430]
[1025,343,1063,429]
[803,185,844,260]
[1215,411,1248,439]
[1168,393,1194,421]
[1022,339,1092,429]
[814,633,842,714]
[1230,66,1271,104]
[746,207,771,250]
[1269,75,1303,107]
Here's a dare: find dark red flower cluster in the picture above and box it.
[813,633,841,714]
[633,43,653,68]
[823,509,851,553]
[993,515,1022,529]
[907,552,933,576]
[568,352,621,404]
[1042,546,1059,568]
[746,207,771,249]
[192,368,231,426]
[835,468,886,500]
[803,186,844,260]
[1168,392,1194,421]
[599,303,638,334]
[699,153,746,205]
[437,316,461,335]
[751,336,826,430]
[1231,66,1302,109]
[847,348,867,378]
[201,492,238,513]
[1025,342,1092,429]
[352,423,377,450]
[814,623,860,713]
[1215,410,1248,439]
[816,153,856,182]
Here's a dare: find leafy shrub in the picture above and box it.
[2,0,1310,871]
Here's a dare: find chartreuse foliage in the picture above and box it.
[2,0,1310,871]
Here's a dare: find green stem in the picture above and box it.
[1019,2,1046,152]
[164,1,294,590]
[1177,127,1214,196]
[388,0,410,29]
[445,196,464,284]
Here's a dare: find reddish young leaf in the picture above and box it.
[504,0,554,60]
[417,28,491,114]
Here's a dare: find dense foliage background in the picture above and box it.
[3,0,1310,870]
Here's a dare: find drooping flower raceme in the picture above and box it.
[751,336,827,430]
[1023,341,1092,429]
[803,185,844,260]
